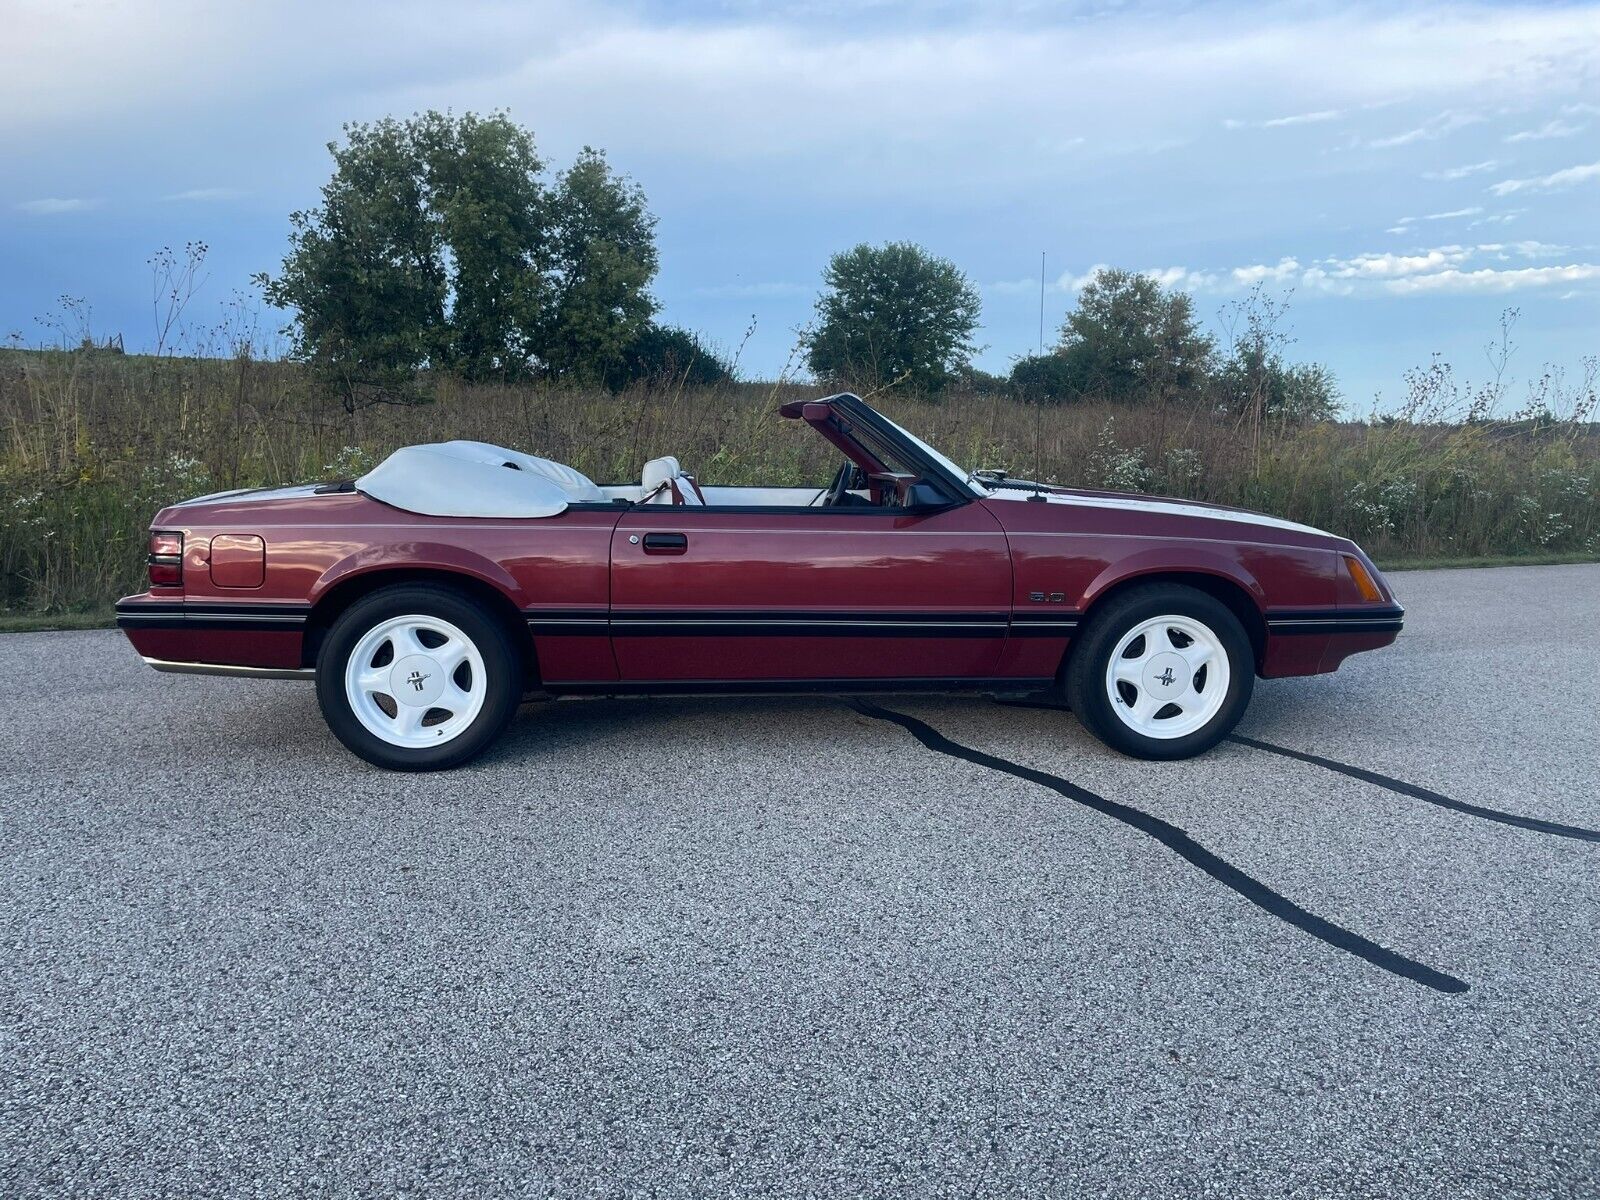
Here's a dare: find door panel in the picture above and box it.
[609,504,1011,681]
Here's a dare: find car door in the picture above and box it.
[608,501,1012,684]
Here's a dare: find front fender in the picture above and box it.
[1078,545,1268,612]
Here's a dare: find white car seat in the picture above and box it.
[641,456,705,505]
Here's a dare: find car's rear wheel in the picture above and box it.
[316,584,521,770]
[1065,583,1254,760]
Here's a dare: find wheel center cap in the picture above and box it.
[390,654,444,706]
[1143,651,1189,699]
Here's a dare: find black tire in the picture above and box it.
[316,584,523,771]
[1064,583,1255,761]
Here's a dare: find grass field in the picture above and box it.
[2,347,1597,616]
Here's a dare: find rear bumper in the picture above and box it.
[141,657,313,680]
[116,595,309,670]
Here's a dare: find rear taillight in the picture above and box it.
[148,531,183,587]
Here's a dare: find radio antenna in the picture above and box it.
[1038,250,1045,356]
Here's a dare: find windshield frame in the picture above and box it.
[823,394,985,500]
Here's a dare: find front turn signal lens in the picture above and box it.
[1343,554,1383,603]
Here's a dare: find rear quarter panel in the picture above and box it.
[120,493,623,680]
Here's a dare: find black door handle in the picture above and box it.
[642,532,688,554]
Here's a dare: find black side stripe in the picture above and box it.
[116,601,309,633]
[550,676,1056,697]
[525,610,610,637]
[853,701,1468,994]
[1231,735,1600,843]
[1266,605,1405,636]
[1009,611,1082,638]
[527,610,1025,639]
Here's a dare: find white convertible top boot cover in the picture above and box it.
[357,441,604,518]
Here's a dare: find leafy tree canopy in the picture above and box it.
[1053,268,1214,404]
[259,112,658,407]
[602,324,733,392]
[805,242,982,396]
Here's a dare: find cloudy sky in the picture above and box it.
[3,0,1597,408]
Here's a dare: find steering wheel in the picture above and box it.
[825,460,856,507]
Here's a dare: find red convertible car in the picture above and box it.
[117,392,1402,770]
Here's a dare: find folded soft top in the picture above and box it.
[356,441,603,518]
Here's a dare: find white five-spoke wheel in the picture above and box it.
[1105,614,1230,740]
[316,584,523,771]
[1066,583,1254,760]
[344,614,488,748]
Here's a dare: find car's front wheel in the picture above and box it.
[316,584,522,770]
[1065,583,1254,760]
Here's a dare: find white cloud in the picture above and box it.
[1142,266,1217,290]
[1056,264,1110,293]
[1225,109,1343,130]
[1082,245,1600,299]
[1390,206,1484,228]
[3,0,1598,195]
[1230,258,1301,285]
[1325,247,1475,279]
[163,186,243,201]
[1368,109,1483,148]
[1423,159,1499,180]
[1505,118,1585,143]
[1490,161,1600,195]
[1470,239,1564,257]
[1383,264,1600,294]
[14,196,98,214]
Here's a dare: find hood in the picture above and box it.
[981,483,1336,540]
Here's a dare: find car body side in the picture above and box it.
[116,483,1401,690]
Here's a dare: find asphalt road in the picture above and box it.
[3,564,1598,1198]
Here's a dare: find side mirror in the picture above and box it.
[904,481,949,510]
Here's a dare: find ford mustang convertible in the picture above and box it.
[117,392,1402,770]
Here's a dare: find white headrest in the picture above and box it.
[641,456,681,494]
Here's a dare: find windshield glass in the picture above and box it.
[876,412,984,495]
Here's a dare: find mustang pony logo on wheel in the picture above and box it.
[112,391,1404,771]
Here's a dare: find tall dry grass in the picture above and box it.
[2,346,1597,613]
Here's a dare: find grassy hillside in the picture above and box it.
[2,347,1597,614]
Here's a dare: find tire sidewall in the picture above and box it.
[316,585,521,771]
[1067,585,1255,760]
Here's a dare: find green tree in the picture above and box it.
[603,324,732,392]
[1054,268,1213,404]
[260,113,658,407]
[260,117,448,407]
[540,148,660,383]
[1214,285,1339,425]
[1008,352,1078,403]
[805,242,981,395]
[411,111,550,382]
